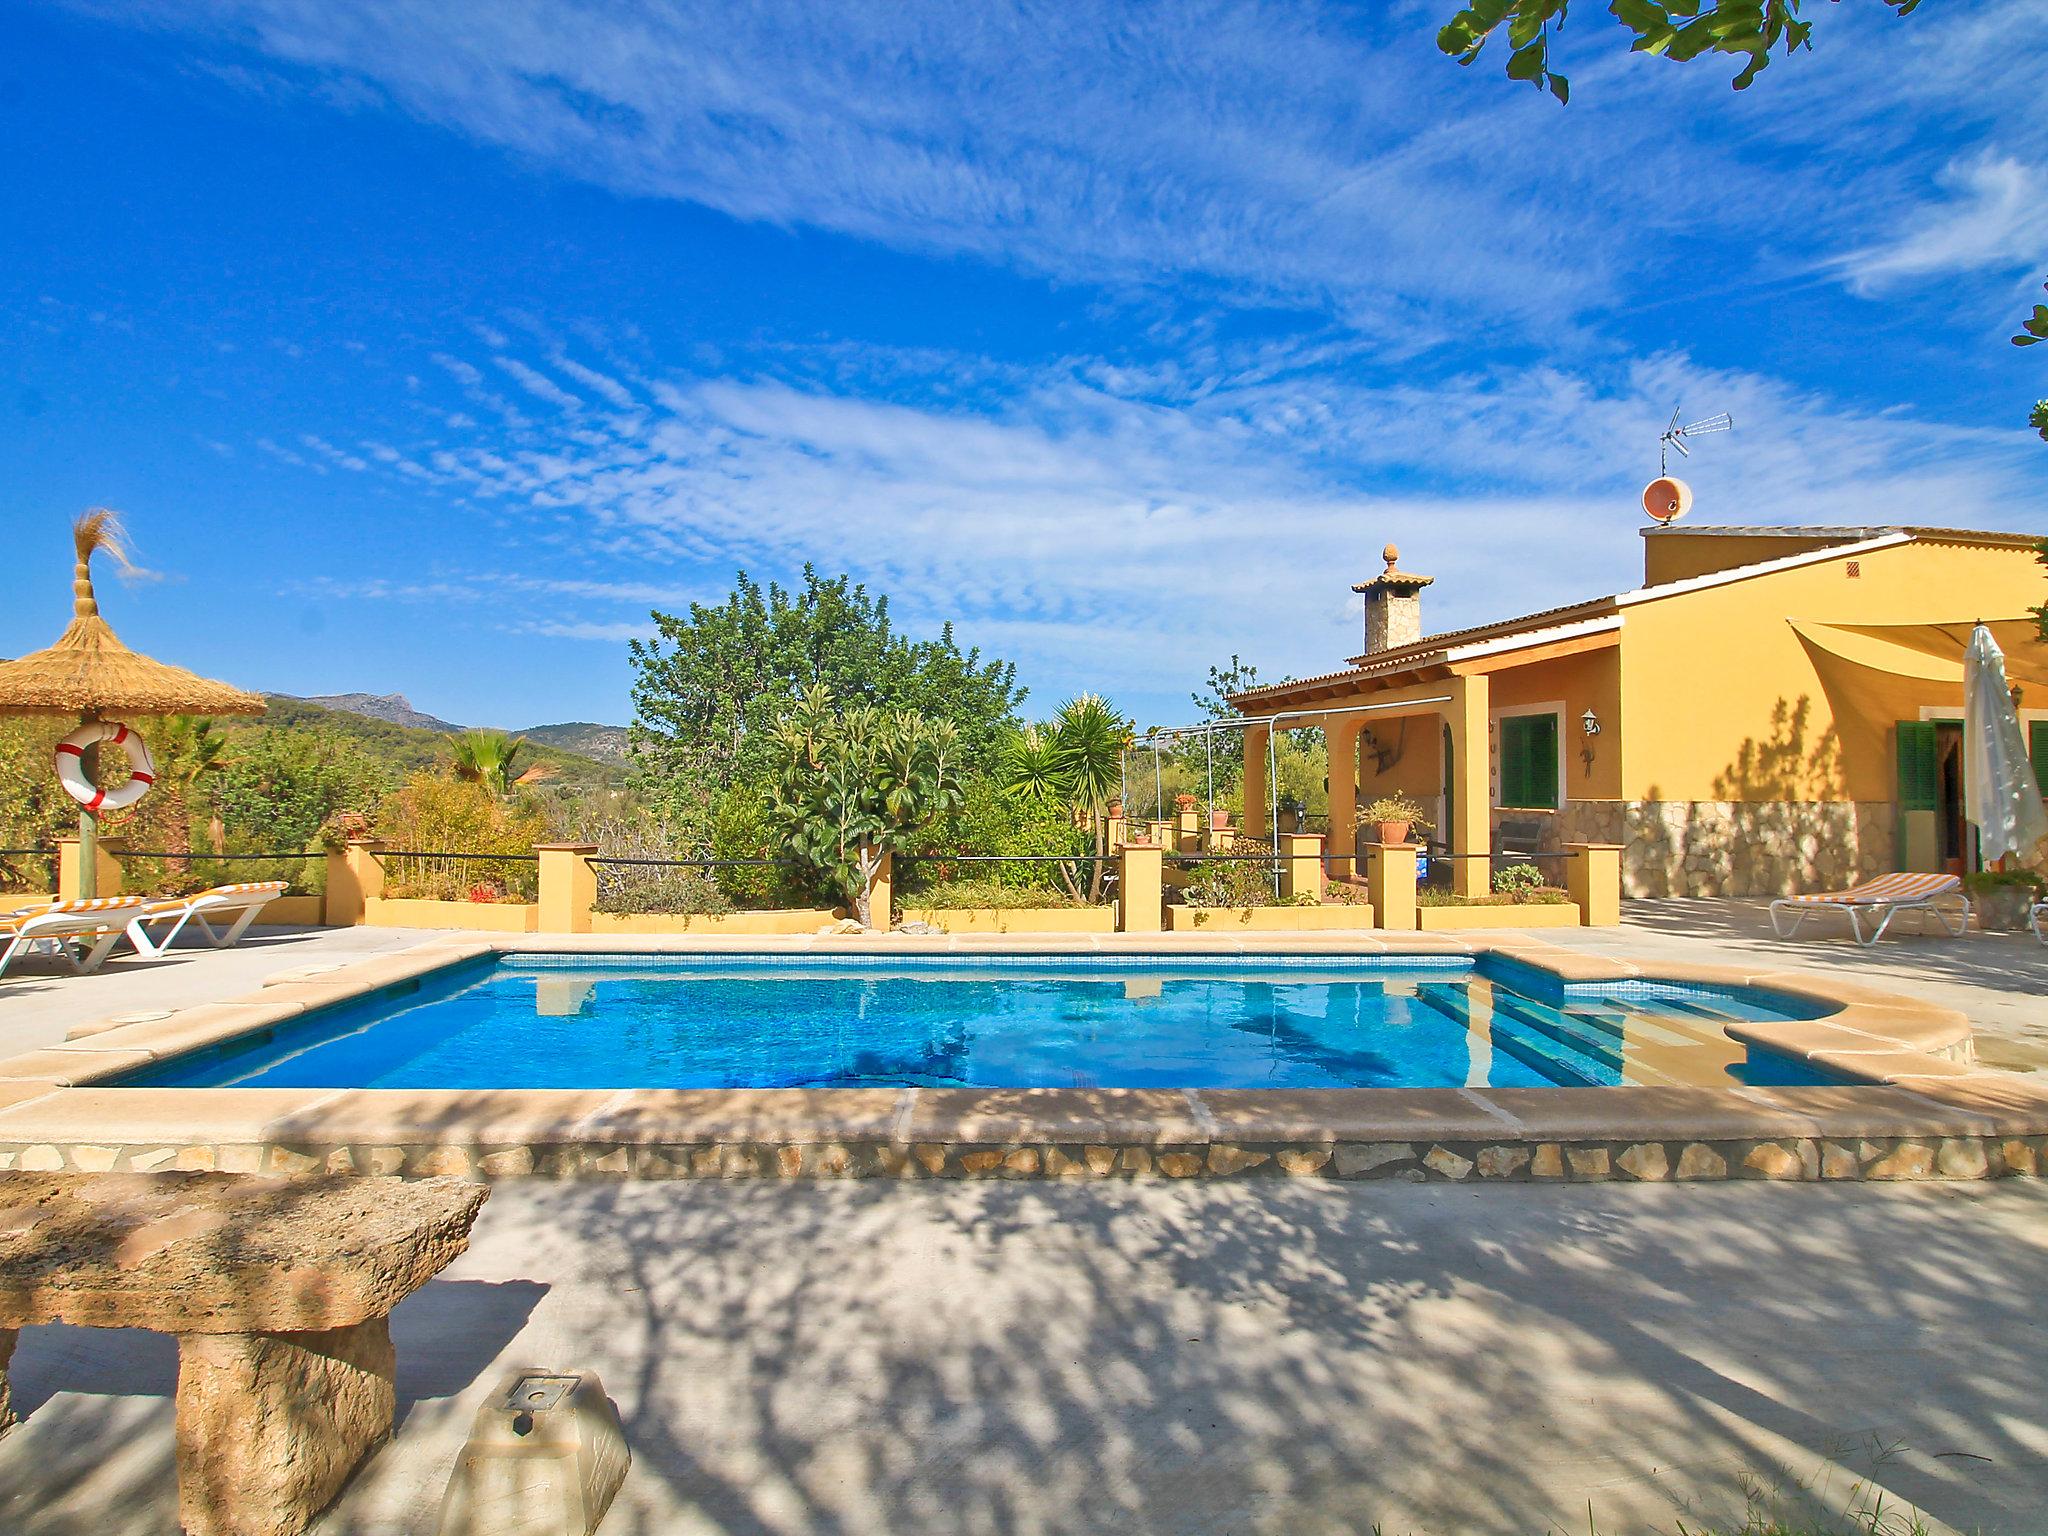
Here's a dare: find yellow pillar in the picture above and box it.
[1326,719,1360,879]
[1118,841,1163,933]
[56,836,123,903]
[1444,675,1491,899]
[537,843,598,934]
[1566,842,1623,927]
[1242,723,1270,837]
[1175,807,1200,852]
[1365,842,1417,932]
[1105,812,1126,850]
[324,839,385,927]
[1280,833,1324,904]
[867,850,893,931]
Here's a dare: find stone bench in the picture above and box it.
[0,1171,489,1536]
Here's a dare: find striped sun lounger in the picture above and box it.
[0,896,149,979]
[1769,872,1970,947]
[124,880,289,958]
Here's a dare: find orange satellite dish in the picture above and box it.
[1642,476,1692,524]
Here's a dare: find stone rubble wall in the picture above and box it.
[0,1134,2027,1183]
[1538,800,1895,899]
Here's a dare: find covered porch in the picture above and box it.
[1234,619,1625,900]
[1238,676,1492,897]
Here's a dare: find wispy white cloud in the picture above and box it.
[493,355,581,410]
[1829,156,2048,294]
[519,618,661,643]
[305,336,2044,704]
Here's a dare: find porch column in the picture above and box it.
[1241,722,1270,837]
[1443,675,1491,899]
[1325,718,1360,879]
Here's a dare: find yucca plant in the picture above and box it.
[998,693,1132,900]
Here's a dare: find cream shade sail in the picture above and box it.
[1788,618,2048,689]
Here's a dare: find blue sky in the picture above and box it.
[2,1,2042,731]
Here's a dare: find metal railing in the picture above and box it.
[893,852,1113,910]
[0,846,57,894]
[376,848,539,903]
[585,854,812,917]
[107,847,327,896]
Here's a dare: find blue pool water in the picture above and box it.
[118,953,1835,1092]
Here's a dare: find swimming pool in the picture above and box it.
[116,952,1836,1093]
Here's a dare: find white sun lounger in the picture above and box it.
[0,897,149,979]
[1769,872,1970,947]
[125,880,290,957]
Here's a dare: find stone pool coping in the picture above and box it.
[0,931,2031,1186]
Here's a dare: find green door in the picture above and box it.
[1896,721,1938,871]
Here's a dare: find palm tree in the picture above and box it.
[1001,694,1131,900]
[150,715,229,875]
[450,730,527,796]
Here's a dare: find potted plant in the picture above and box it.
[1276,794,1305,833]
[1175,793,1197,811]
[1210,806,1232,830]
[1357,794,1432,847]
[1963,867,2047,931]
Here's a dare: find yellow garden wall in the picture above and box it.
[363,897,540,932]
[588,909,839,936]
[1417,904,1582,931]
[904,907,1118,935]
[261,895,326,926]
[1164,905,1379,931]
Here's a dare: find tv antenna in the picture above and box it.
[1659,407,1732,476]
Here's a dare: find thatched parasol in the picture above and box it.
[0,512,266,718]
[0,512,265,896]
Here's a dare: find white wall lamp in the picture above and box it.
[1579,708,1600,775]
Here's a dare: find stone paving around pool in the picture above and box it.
[0,929,2039,1187]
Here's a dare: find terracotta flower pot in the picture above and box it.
[1210,809,1231,830]
[1375,820,1411,846]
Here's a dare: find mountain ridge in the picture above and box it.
[272,693,629,763]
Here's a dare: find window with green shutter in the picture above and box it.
[2032,719,2048,798]
[1498,712,1560,809]
[1896,721,1938,810]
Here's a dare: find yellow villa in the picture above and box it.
[1228,524,2048,898]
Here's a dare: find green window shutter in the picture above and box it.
[1499,714,1560,809]
[2033,720,2048,798]
[1498,718,1525,807]
[1896,721,1938,811]
[1528,712,1558,808]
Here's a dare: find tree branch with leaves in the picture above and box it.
[1438,0,1920,102]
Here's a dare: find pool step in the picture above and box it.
[1416,985,1611,1088]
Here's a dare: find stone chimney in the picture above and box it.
[1352,543,1433,655]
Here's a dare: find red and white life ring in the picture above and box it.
[55,720,156,813]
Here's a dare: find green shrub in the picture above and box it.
[905,877,1088,912]
[1492,862,1545,901]
[376,773,549,900]
[1963,867,2046,893]
[1183,853,1280,908]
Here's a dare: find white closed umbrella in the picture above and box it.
[1963,624,2048,864]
